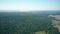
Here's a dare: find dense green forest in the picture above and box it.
[0,11,60,34]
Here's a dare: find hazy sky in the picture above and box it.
[0,0,60,11]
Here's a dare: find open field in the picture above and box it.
[35,31,46,34]
[53,20,60,32]
[52,15,60,32]
[52,20,60,25]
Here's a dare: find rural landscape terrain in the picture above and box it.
[0,10,60,34]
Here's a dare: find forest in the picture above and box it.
[0,10,60,34]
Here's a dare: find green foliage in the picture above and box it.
[48,27,59,34]
[0,12,52,34]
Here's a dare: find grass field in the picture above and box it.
[52,15,60,32]
[35,31,46,34]
[53,20,60,32]
[52,20,60,25]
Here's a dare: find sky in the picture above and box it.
[0,0,60,11]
